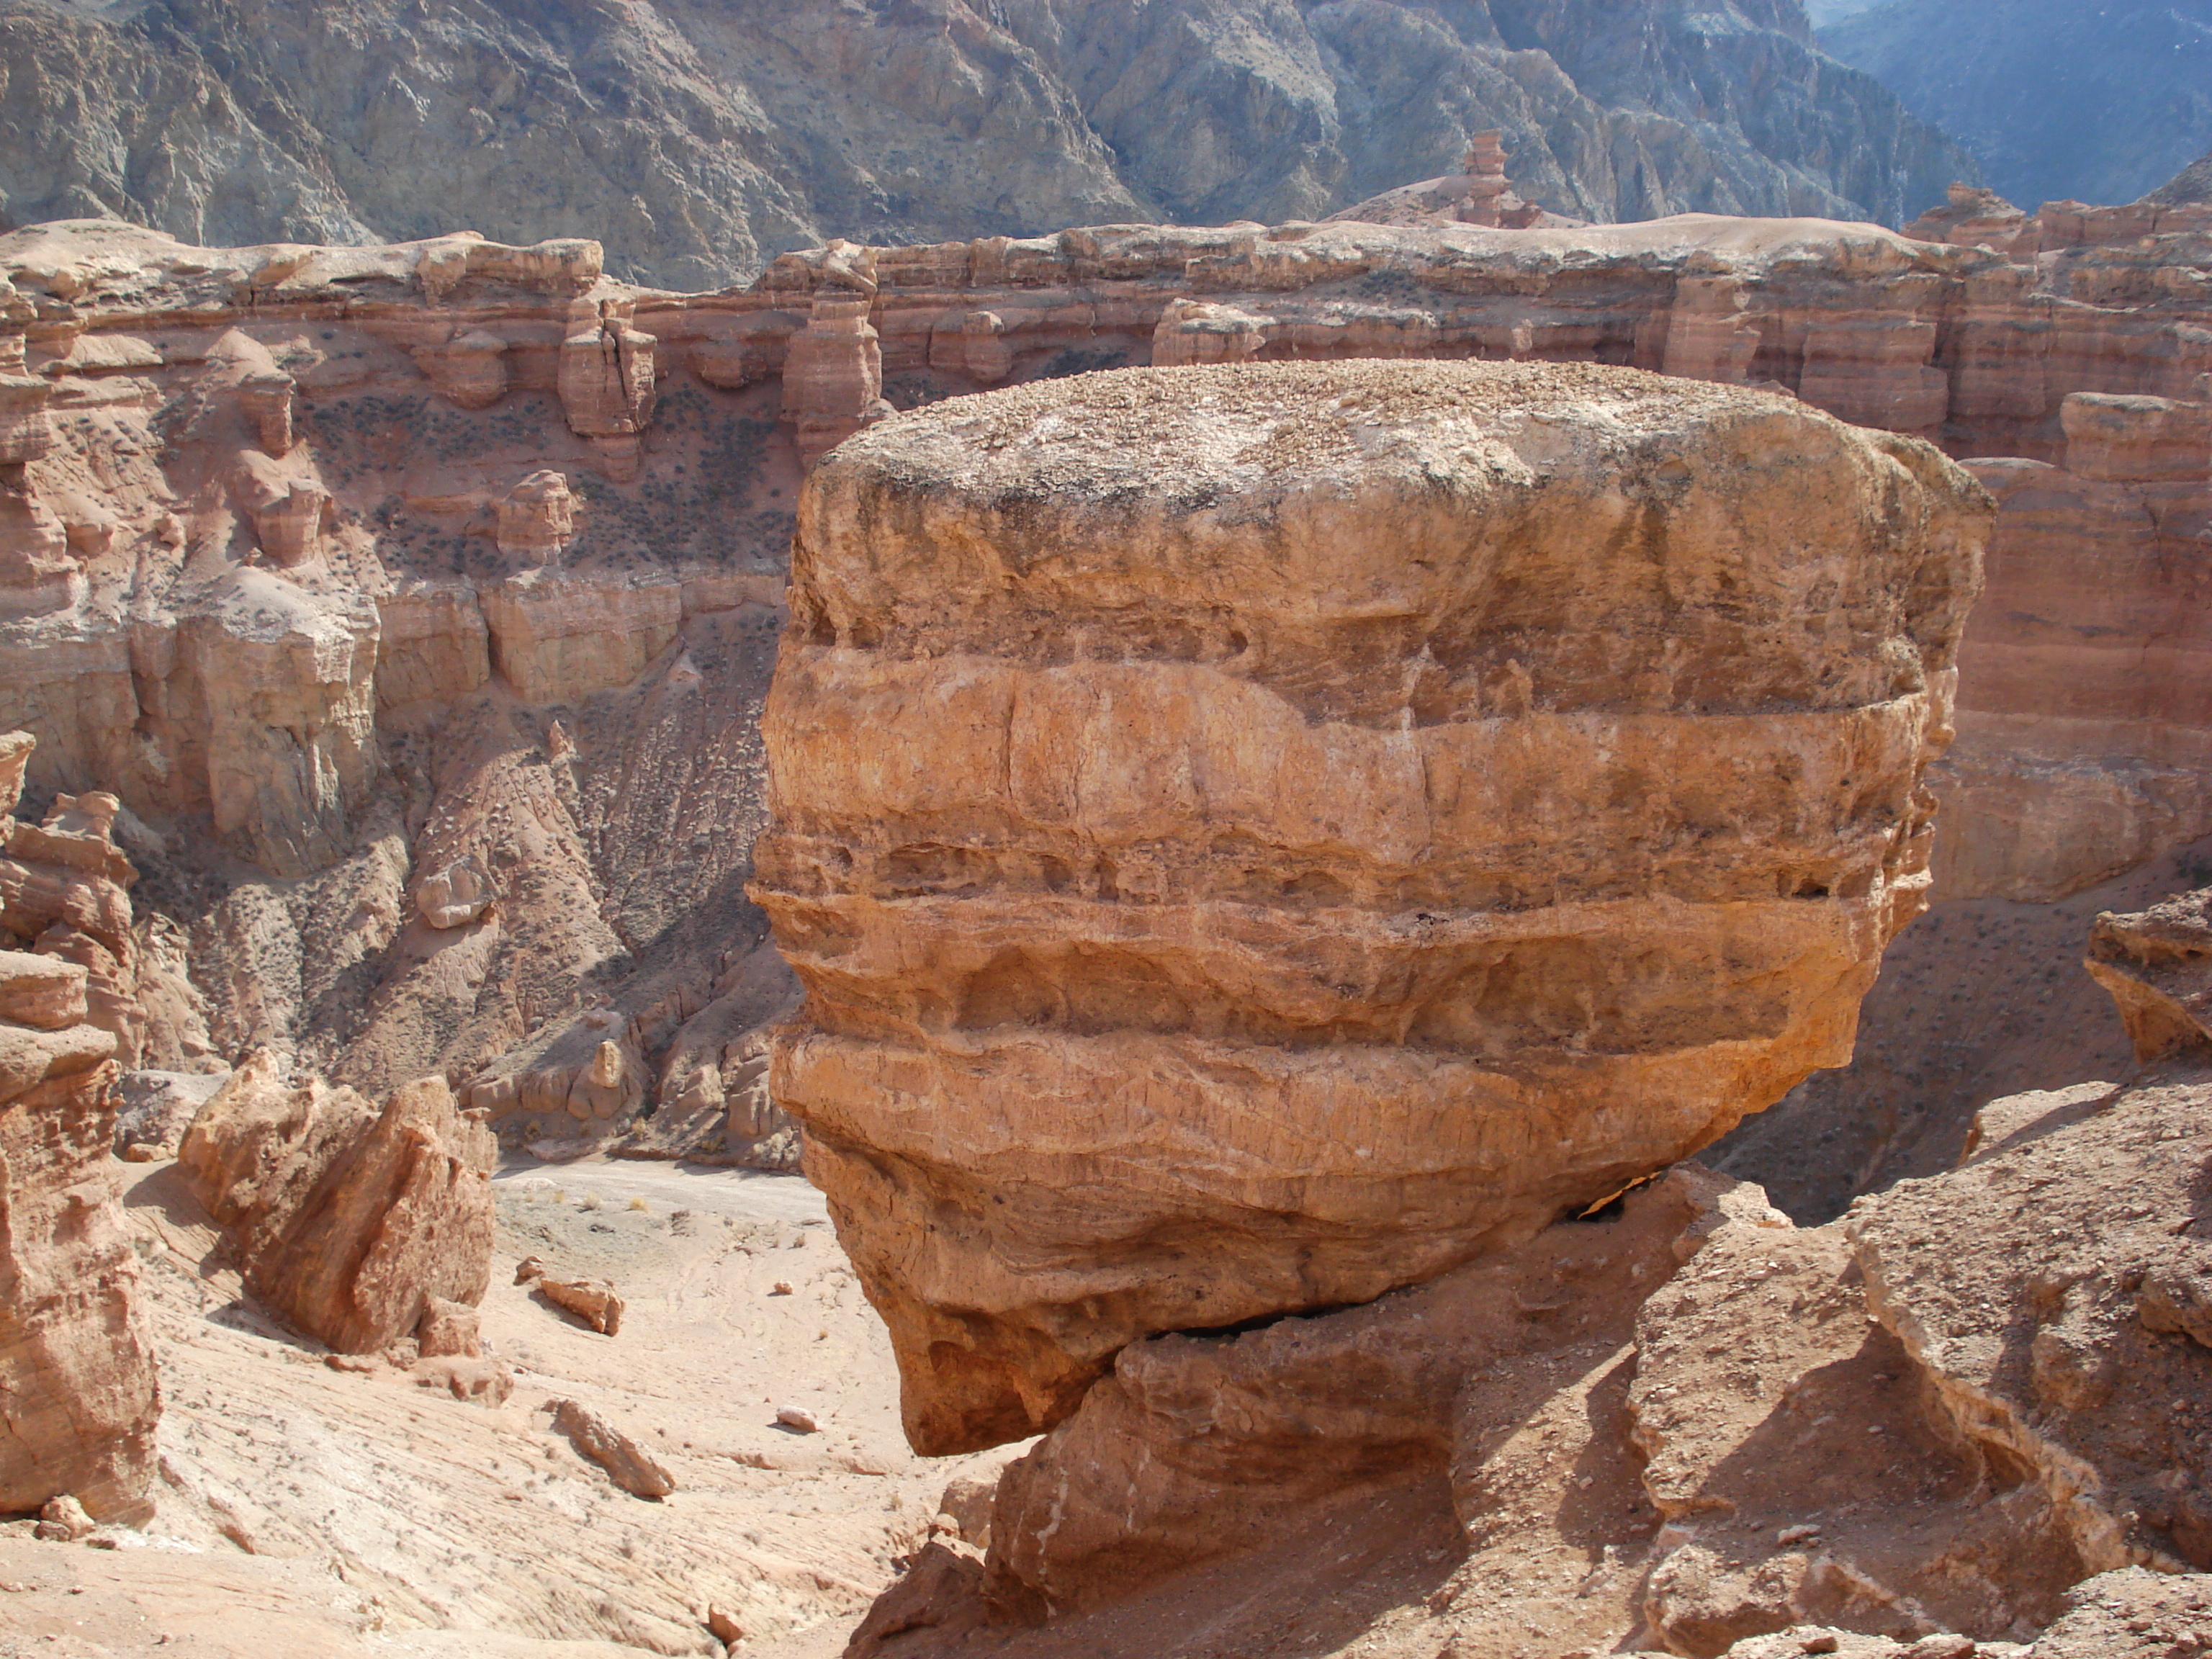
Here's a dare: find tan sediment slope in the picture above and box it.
[755,358,1990,1455]
[0,1156,1014,1656]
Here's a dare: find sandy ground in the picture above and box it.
[0,1156,1013,1658]
[492,1157,832,1226]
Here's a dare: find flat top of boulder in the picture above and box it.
[824,359,1817,506]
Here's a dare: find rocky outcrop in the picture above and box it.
[783,292,886,468]
[1327,130,1578,232]
[1850,1069,2212,1575]
[0,734,159,1525]
[494,471,575,564]
[2083,888,2212,1061]
[754,359,1987,1455]
[855,1151,2108,1655]
[177,1048,496,1354]
[0,1,1972,289]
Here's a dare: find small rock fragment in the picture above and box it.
[416,1357,513,1405]
[35,1496,94,1542]
[935,1474,995,1547]
[416,1295,483,1359]
[514,1255,546,1285]
[549,1398,675,1498]
[768,1281,793,1297]
[775,1406,820,1434]
[1775,1522,1822,1546]
[2139,1265,2212,1349]
[537,1274,624,1335]
[707,1606,745,1643]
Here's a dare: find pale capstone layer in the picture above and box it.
[752,359,1992,1454]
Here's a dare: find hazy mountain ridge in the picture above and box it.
[0,0,1974,288]
[1821,0,2212,211]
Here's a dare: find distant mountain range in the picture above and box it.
[1820,0,2212,210]
[0,0,1972,288]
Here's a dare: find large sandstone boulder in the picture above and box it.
[752,360,1992,1454]
[178,1048,497,1354]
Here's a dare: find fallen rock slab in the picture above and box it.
[550,1399,674,1498]
[177,1048,496,1353]
[536,1274,624,1336]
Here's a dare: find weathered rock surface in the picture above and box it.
[0,1,1972,288]
[1849,1068,2212,1576]
[755,358,1987,1455]
[850,1141,2117,1658]
[2084,887,2212,1061]
[0,736,159,1525]
[549,1398,674,1499]
[177,1047,497,1353]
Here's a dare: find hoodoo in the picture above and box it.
[752,359,1992,1455]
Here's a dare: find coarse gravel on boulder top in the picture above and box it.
[829,359,1815,495]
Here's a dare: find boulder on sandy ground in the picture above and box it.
[178,1047,496,1354]
[531,1273,624,1336]
[753,357,1990,1455]
[550,1399,674,1498]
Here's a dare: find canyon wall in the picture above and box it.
[1,174,2206,1176]
[0,734,161,1525]
[0,0,1973,288]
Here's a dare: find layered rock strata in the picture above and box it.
[753,359,1989,1454]
[0,734,158,1524]
[0,189,2206,1172]
[2083,886,2212,1061]
[177,1047,496,1354]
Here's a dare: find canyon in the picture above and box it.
[1,138,2211,1659]
[0,0,1972,289]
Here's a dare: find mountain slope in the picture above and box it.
[1,0,1974,287]
[1822,0,2212,211]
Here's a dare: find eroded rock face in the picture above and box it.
[2084,888,2212,1060]
[753,359,1990,1455]
[1850,1070,2212,1575]
[0,737,158,1524]
[178,1048,496,1354]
